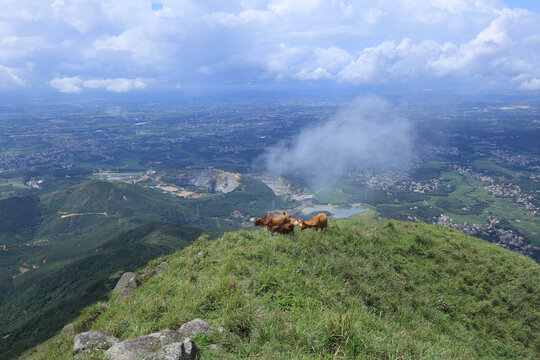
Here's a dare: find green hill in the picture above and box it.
[0,222,202,360]
[36,177,291,239]
[20,220,540,359]
[0,177,293,359]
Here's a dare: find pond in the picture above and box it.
[300,205,369,218]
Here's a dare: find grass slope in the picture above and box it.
[21,220,539,359]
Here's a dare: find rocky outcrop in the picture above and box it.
[113,272,135,292]
[76,319,212,359]
[136,261,168,285]
[73,330,118,354]
[114,272,137,302]
[176,170,240,193]
[255,174,292,196]
[143,339,198,360]
[155,261,167,275]
[104,330,196,360]
[178,318,213,336]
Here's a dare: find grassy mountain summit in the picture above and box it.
[22,220,539,359]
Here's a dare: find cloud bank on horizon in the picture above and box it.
[1,0,540,93]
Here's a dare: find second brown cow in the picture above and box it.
[295,213,328,232]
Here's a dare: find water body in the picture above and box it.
[300,206,369,218]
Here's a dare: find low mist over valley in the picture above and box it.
[263,96,413,188]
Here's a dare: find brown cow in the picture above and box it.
[252,213,293,231]
[270,222,295,237]
[296,213,327,232]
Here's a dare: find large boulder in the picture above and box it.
[143,339,198,360]
[73,330,119,354]
[113,272,135,292]
[178,318,213,336]
[104,330,192,360]
[114,272,137,302]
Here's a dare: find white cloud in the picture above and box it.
[49,77,83,93]
[51,0,66,11]
[50,77,146,93]
[89,28,160,62]
[338,41,404,83]
[83,78,147,92]
[255,7,540,87]
[268,0,321,14]
[0,64,26,89]
[0,36,44,60]
[2,0,540,91]
[426,8,537,77]
[205,9,273,27]
[362,7,386,24]
[197,66,214,75]
[519,78,540,90]
[262,44,352,81]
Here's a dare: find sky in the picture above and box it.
[1,0,540,95]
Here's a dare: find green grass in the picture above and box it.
[22,220,540,360]
[472,159,516,177]
[0,178,27,190]
[314,186,350,205]
[348,209,377,221]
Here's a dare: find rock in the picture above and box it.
[196,251,204,257]
[155,262,167,275]
[182,338,197,359]
[63,322,73,331]
[113,272,135,292]
[216,327,224,333]
[208,344,221,351]
[114,272,137,302]
[178,318,213,336]
[143,343,183,360]
[136,262,167,286]
[143,338,198,360]
[104,330,188,360]
[73,330,119,354]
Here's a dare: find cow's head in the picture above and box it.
[297,220,308,230]
[253,217,264,226]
